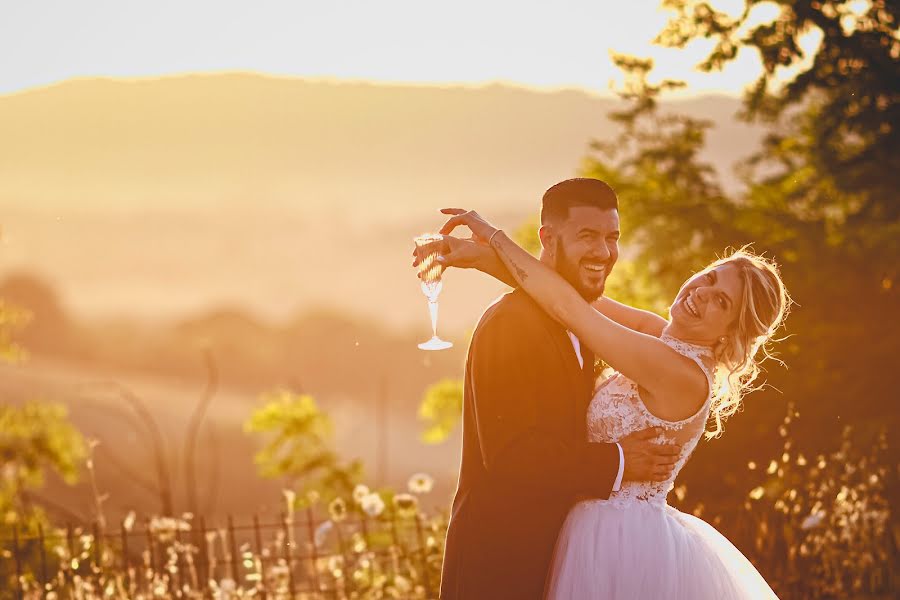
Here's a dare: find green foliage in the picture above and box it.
[244,389,362,502]
[0,299,29,363]
[656,0,899,219]
[0,401,87,584]
[672,404,897,598]
[417,379,464,444]
[576,14,899,595]
[511,217,543,256]
[0,402,86,494]
[581,53,744,299]
[8,474,447,599]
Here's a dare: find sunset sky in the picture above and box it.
[1,0,780,96]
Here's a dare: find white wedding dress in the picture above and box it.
[545,333,778,599]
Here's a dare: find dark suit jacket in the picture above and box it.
[440,289,619,599]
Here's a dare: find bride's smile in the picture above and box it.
[668,265,743,346]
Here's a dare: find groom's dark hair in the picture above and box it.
[540,178,618,225]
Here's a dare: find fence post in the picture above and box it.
[174,524,184,594]
[389,512,401,578]
[252,515,267,600]
[227,515,239,584]
[120,519,132,594]
[360,513,374,588]
[197,516,209,598]
[12,525,22,600]
[91,521,103,573]
[66,523,75,575]
[281,512,297,597]
[414,514,432,595]
[37,522,48,590]
[92,521,103,582]
[304,506,321,595]
[145,518,157,581]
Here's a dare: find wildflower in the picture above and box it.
[123,511,136,532]
[352,532,367,552]
[283,489,297,517]
[801,511,826,530]
[393,493,418,517]
[361,493,385,517]
[327,555,343,577]
[328,498,347,522]
[408,473,434,494]
[353,484,370,504]
[314,520,333,547]
[749,486,765,500]
[269,563,289,583]
[219,578,236,594]
[150,516,190,542]
[836,486,850,504]
[394,574,412,593]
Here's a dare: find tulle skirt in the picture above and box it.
[545,500,778,600]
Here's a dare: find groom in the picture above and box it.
[438,178,679,599]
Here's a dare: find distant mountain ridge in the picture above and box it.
[0,74,761,330]
[0,74,755,214]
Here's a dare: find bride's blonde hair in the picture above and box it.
[702,247,791,438]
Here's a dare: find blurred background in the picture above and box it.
[1,1,897,597]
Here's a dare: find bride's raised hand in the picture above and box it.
[439,208,500,245]
[411,235,494,273]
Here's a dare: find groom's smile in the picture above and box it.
[544,206,620,302]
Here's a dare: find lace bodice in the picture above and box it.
[587,333,717,508]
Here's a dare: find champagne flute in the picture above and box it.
[414,233,453,351]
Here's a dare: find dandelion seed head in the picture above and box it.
[352,484,370,504]
[392,493,418,517]
[408,473,434,494]
[360,493,386,517]
[328,498,347,522]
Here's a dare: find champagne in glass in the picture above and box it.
[415,233,453,351]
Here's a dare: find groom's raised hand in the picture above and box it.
[619,427,681,483]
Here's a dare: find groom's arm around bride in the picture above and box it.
[440,288,676,600]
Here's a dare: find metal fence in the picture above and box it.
[2,508,444,599]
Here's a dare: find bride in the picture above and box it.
[434,208,789,599]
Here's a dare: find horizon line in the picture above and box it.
[0,70,745,101]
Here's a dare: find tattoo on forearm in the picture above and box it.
[493,238,529,283]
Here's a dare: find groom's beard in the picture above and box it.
[555,240,606,302]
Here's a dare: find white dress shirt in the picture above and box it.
[567,331,624,493]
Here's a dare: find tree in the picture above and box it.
[417,379,464,444]
[0,299,29,363]
[657,0,900,214]
[244,390,362,503]
[0,402,87,530]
